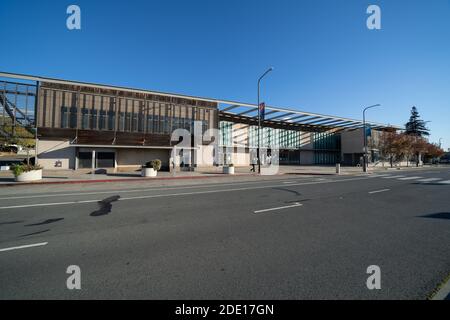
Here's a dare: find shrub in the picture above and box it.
[10,164,43,177]
[150,159,162,171]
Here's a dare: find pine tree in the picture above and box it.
[405,106,429,137]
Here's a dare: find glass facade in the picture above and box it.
[313,132,341,164]
[219,121,233,146]
[248,126,300,149]
[218,121,342,165]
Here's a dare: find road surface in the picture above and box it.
[0,167,449,299]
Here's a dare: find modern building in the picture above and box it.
[0,72,400,171]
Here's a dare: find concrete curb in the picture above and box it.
[0,173,260,187]
[0,171,353,187]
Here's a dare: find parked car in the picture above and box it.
[439,153,450,164]
[0,144,23,153]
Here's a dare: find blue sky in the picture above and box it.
[1,0,449,149]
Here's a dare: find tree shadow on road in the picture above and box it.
[20,229,51,237]
[25,218,64,226]
[90,195,120,217]
[418,212,450,220]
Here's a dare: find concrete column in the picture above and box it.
[91,150,96,174]
[336,163,341,175]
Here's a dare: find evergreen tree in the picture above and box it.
[405,106,429,137]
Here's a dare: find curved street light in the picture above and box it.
[257,67,274,174]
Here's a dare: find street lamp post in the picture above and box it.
[257,67,274,174]
[439,138,443,149]
[362,104,381,173]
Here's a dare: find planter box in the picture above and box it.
[15,169,42,182]
[223,166,235,174]
[141,168,157,177]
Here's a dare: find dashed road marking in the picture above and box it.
[368,189,390,194]
[0,176,374,210]
[0,242,48,253]
[398,176,423,181]
[254,202,303,214]
[382,175,405,179]
[417,178,442,183]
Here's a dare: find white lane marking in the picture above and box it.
[0,179,305,201]
[282,181,298,184]
[438,180,450,184]
[371,174,391,178]
[368,189,390,194]
[0,242,48,252]
[398,176,423,180]
[0,199,100,210]
[254,202,302,214]
[416,178,442,182]
[382,175,405,179]
[0,176,372,210]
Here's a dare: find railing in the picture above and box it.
[0,80,37,138]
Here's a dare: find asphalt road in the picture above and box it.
[0,167,449,299]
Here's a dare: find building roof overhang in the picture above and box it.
[0,71,402,132]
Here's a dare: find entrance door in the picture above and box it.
[78,152,92,168]
[96,152,115,168]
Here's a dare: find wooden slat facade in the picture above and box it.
[37,82,219,147]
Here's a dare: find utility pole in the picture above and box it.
[362,104,381,173]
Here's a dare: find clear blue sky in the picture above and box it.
[1,0,449,149]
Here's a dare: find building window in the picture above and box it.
[90,109,98,130]
[60,106,68,128]
[219,121,233,146]
[171,117,179,133]
[107,111,115,130]
[125,112,131,131]
[69,106,77,128]
[147,115,153,133]
[119,112,125,131]
[154,115,160,133]
[99,110,106,130]
[131,113,138,132]
[138,112,144,132]
[81,108,89,129]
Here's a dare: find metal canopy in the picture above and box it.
[218,102,399,132]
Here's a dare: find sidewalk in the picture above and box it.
[0,164,437,186]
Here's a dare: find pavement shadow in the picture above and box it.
[90,169,108,174]
[90,195,121,217]
[0,220,25,226]
[20,229,51,237]
[272,187,302,197]
[412,182,448,186]
[418,212,450,220]
[25,218,64,227]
